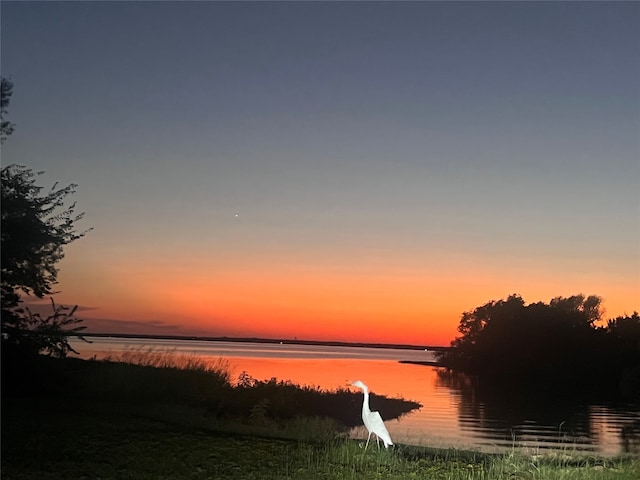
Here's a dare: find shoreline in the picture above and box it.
[74,332,450,352]
[398,359,447,368]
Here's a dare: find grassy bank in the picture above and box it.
[2,352,639,479]
[3,397,638,480]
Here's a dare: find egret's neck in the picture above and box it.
[361,389,371,414]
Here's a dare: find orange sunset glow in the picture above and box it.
[49,236,639,346]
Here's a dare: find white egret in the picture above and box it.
[350,380,393,449]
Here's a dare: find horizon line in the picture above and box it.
[72,332,450,351]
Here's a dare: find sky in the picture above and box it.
[1,1,639,346]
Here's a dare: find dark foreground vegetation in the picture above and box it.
[3,351,639,480]
[4,397,638,480]
[1,350,419,430]
[437,294,640,400]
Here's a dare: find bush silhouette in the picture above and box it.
[437,294,639,399]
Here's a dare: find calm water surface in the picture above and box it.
[69,337,639,456]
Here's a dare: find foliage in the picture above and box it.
[606,312,640,398]
[437,294,639,398]
[232,373,420,428]
[1,165,92,356]
[3,396,640,480]
[1,78,92,358]
[3,299,88,358]
[1,164,91,301]
[1,351,420,433]
[104,345,233,383]
[1,76,15,142]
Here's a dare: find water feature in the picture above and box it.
[69,336,639,455]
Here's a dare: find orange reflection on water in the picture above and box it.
[220,356,461,447]
[226,356,423,395]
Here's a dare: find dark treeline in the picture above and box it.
[436,294,640,399]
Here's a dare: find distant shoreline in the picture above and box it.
[399,360,448,368]
[73,332,450,352]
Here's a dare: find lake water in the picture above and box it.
[69,337,639,456]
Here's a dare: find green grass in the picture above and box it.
[2,398,638,480]
[2,352,639,479]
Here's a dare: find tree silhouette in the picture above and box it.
[437,294,639,398]
[1,165,90,306]
[606,312,640,397]
[1,77,15,142]
[1,77,92,357]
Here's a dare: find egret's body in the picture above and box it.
[351,380,393,449]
